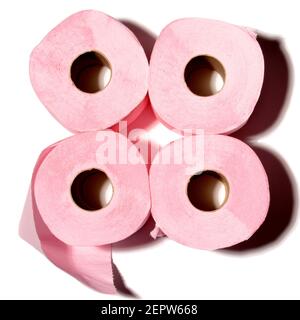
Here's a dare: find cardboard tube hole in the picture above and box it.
[187,170,229,211]
[71,169,113,211]
[184,55,225,96]
[71,51,112,93]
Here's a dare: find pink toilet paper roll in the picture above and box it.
[30,10,149,132]
[149,18,264,134]
[150,135,270,250]
[31,145,116,293]
[34,131,151,246]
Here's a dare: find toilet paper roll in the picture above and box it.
[30,10,149,132]
[34,130,151,246]
[150,135,270,250]
[31,145,116,293]
[149,18,264,134]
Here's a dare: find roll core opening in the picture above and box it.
[187,170,229,211]
[184,55,225,96]
[71,51,112,93]
[71,168,113,211]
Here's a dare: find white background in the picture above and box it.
[0,0,299,299]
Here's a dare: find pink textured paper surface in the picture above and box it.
[31,144,116,294]
[34,131,151,246]
[30,10,149,132]
[149,18,264,134]
[150,135,270,250]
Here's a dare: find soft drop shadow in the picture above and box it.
[224,146,298,253]
[224,34,297,252]
[120,19,156,61]
[112,263,139,298]
[232,34,293,140]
